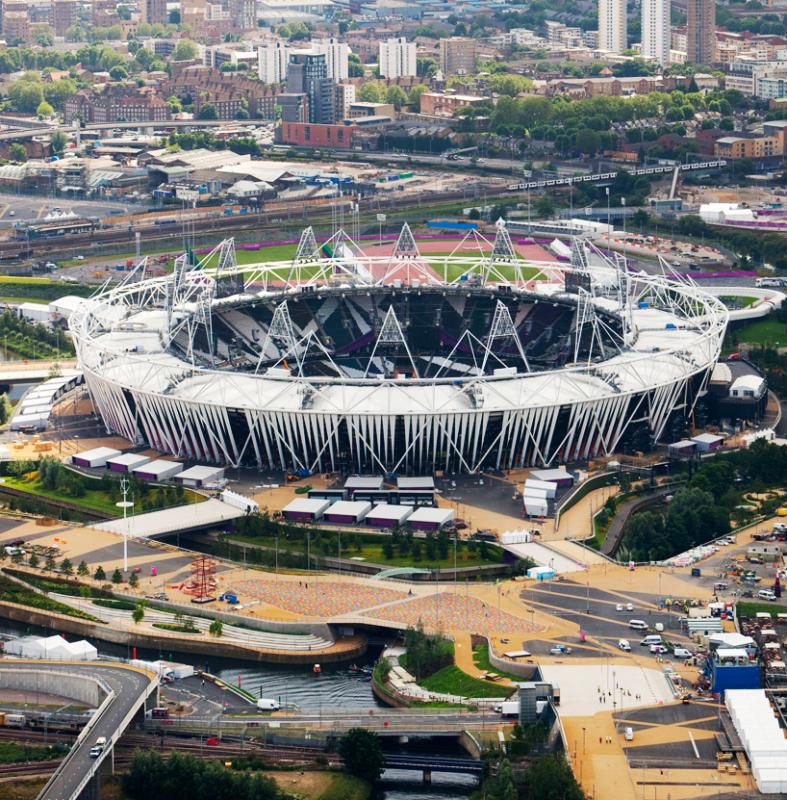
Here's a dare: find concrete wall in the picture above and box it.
[487,644,539,680]
[0,668,107,707]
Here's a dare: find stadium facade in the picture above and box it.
[71,224,728,474]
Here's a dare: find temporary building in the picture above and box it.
[524,478,557,499]
[527,565,555,581]
[365,503,413,527]
[106,453,151,473]
[175,465,225,487]
[407,506,454,531]
[72,447,122,469]
[345,476,384,493]
[323,500,372,524]
[530,468,574,488]
[501,531,532,545]
[220,489,259,513]
[396,476,435,491]
[523,492,548,517]
[132,459,183,481]
[691,433,725,452]
[10,412,49,431]
[668,440,696,457]
[4,634,97,661]
[282,497,330,522]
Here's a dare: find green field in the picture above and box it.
[737,601,787,617]
[415,663,514,699]
[471,643,523,681]
[225,533,504,569]
[0,473,204,518]
[727,317,787,349]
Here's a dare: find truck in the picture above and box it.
[493,701,520,717]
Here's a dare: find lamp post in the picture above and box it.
[116,478,134,573]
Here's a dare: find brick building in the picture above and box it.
[64,87,170,124]
[52,0,77,37]
[278,121,356,148]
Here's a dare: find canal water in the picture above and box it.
[0,620,476,799]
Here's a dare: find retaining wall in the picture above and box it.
[0,668,106,706]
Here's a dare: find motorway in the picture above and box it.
[0,661,156,800]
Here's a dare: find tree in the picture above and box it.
[535,194,555,218]
[43,78,77,109]
[209,619,223,637]
[45,553,56,571]
[9,78,44,114]
[77,560,89,577]
[28,552,39,569]
[60,557,73,575]
[198,104,218,120]
[131,602,145,624]
[173,39,199,61]
[129,571,139,588]
[36,100,54,119]
[7,144,25,163]
[357,81,386,103]
[385,84,408,109]
[338,728,385,784]
[50,130,68,155]
[111,568,123,584]
[348,52,364,77]
[521,754,583,800]
[94,565,106,581]
[109,65,129,81]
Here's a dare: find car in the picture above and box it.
[615,603,624,612]
[713,582,729,591]
[89,746,102,758]
[7,210,14,217]
[549,645,572,655]
[626,603,634,612]
[747,555,764,564]
[618,639,631,651]
[758,589,777,601]
[650,644,669,654]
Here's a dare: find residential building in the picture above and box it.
[64,87,170,124]
[598,0,627,54]
[714,121,787,159]
[258,41,290,83]
[438,37,477,76]
[288,51,336,123]
[230,0,256,29]
[379,37,416,79]
[277,121,356,148]
[52,0,77,37]
[141,0,167,24]
[3,8,29,43]
[204,45,256,69]
[641,0,671,66]
[277,93,308,122]
[686,0,715,65]
[347,101,395,118]
[335,82,355,118]
[419,92,487,116]
[544,21,585,48]
[311,38,349,81]
[92,0,117,25]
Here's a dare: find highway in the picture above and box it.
[0,661,157,800]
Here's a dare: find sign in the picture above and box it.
[376,213,386,222]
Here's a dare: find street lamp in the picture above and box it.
[115,478,134,573]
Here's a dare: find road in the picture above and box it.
[0,661,156,800]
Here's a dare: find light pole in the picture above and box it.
[116,478,134,573]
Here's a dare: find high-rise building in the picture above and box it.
[438,37,476,76]
[258,41,290,83]
[230,0,255,30]
[641,0,670,66]
[2,0,28,42]
[287,52,336,124]
[277,93,308,122]
[598,0,627,53]
[141,0,167,24]
[379,37,416,79]
[52,0,78,36]
[335,82,355,118]
[311,38,348,81]
[687,0,715,65]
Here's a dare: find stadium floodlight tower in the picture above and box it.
[70,223,728,475]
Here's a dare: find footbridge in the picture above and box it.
[0,661,159,800]
[383,753,483,782]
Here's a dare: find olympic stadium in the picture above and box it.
[70,223,728,474]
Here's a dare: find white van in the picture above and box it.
[629,619,648,630]
[758,589,777,602]
[654,623,664,632]
[624,727,634,741]
[95,737,107,749]
[673,647,692,659]
[256,698,280,711]
[618,639,631,651]
[640,634,662,646]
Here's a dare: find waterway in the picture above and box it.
[0,619,476,798]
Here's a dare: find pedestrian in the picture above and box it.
[599,736,602,744]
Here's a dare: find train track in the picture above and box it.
[0,183,506,261]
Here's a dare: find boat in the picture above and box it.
[313,663,321,674]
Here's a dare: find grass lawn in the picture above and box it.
[720,295,758,308]
[727,317,787,349]
[737,601,787,617]
[422,250,546,282]
[270,772,370,800]
[417,664,514,699]
[225,533,505,569]
[0,296,50,305]
[471,644,522,681]
[0,779,46,800]
[0,473,204,518]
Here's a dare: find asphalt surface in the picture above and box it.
[0,193,138,229]
[0,661,155,800]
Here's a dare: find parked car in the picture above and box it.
[650,644,669,654]
[549,644,572,655]
[618,639,631,651]
[615,603,624,612]
[626,603,634,612]
[758,589,777,601]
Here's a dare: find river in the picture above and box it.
[0,620,476,799]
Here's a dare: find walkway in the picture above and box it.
[503,541,586,573]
